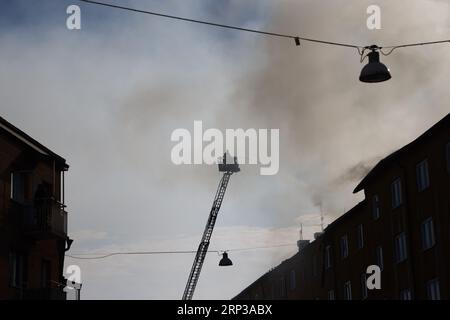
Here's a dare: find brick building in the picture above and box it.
[0,116,72,300]
[234,113,450,300]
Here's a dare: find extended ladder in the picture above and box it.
[182,154,239,300]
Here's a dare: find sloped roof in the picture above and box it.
[353,113,450,193]
[0,115,68,169]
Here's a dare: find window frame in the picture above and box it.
[427,278,441,300]
[289,270,296,291]
[376,246,384,271]
[325,245,333,269]
[421,217,436,251]
[394,232,408,263]
[372,194,380,220]
[357,224,364,249]
[360,273,368,300]
[280,276,286,298]
[391,178,403,209]
[9,252,23,288]
[327,290,335,300]
[400,289,412,300]
[340,235,349,259]
[10,171,27,203]
[416,159,430,192]
[343,281,352,300]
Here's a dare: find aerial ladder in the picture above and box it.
[182,153,240,300]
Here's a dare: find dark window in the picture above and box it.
[421,217,435,250]
[289,270,296,290]
[427,278,440,300]
[344,281,352,300]
[325,245,332,269]
[357,224,364,249]
[340,235,349,259]
[416,159,430,191]
[372,194,380,220]
[327,290,335,300]
[376,246,384,271]
[10,172,26,203]
[391,178,403,209]
[361,273,368,299]
[394,232,408,263]
[9,252,23,287]
[400,289,412,300]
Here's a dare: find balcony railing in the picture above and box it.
[20,198,68,239]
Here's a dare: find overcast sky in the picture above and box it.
[1,0,449,299]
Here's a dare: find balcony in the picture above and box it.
[18,198,68,239]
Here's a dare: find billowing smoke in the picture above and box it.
[109,0,450,228]
[333,157,382,185]
[1,0,449,299]
[226,0,450,217]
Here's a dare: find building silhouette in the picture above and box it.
[234,113,450,300]
[0,116,72,299]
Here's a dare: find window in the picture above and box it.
[10,172,26,203]
[9,252,23,288]
[416,159,430,191]
[327,290,335,300]
[357,224,364,249]
[394,232,408,263]
[361,273,368,299]
[446,142,450,173]
[427,278,440,300]
[340,235,349,259]
[421,217,435,250]
[400,289,412,300]
[372,194,380,220]
[344,281,352,300]
[289,270,296,290]
[325,245,332,269]
[280,277,286,297]
[376,246,384,271]
[391,178,403,208]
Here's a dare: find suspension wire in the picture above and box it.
[78,0,450,56]
[66,243,297,260]
[381,39,450,50]
[78,0,364,50]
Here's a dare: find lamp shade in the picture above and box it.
[359,51,391,83]
[219,252,233,266]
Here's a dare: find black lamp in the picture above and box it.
[359,49,391,83]
[219,252,233,266]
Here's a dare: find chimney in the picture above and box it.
[297,240,310,252]
[314,232,324,240]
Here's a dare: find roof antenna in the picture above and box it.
[299,223,303,240]
[320,203,324,232]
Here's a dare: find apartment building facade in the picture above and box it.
[234,113,450,300]
[0,116,72,299]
